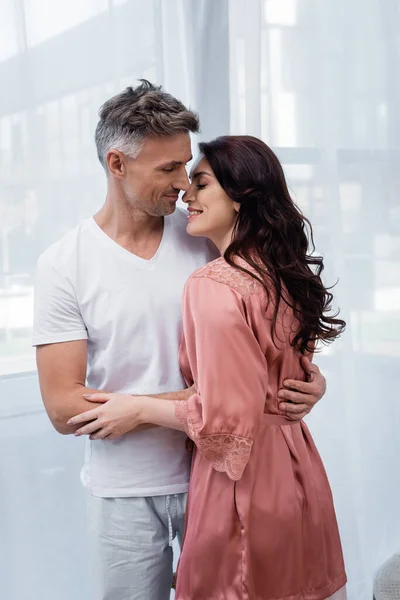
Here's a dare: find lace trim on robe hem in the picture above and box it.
[174,401,253,481]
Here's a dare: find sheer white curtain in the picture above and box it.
[227,2,400,599]
[0,1,399,599]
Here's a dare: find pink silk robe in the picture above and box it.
[175,258,347,600]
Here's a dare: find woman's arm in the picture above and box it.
[140,397,186,431]
[66,393,187,439]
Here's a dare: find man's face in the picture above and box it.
[116,133,193,217]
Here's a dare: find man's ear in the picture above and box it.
[106,149,126,178]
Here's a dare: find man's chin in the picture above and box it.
[160,202,177,216]
[150,199,178,217]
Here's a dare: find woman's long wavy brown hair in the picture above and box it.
[198,135,346,353]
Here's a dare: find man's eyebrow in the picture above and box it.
[159,156,193,167]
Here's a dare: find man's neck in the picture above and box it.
[94,194,163,244]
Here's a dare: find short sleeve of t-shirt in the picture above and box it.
[32,252,88,347]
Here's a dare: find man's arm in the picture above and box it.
[36,339,105,435]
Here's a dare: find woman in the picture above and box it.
[76,136,347,599]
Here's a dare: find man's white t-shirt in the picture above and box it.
[33,208,215,497]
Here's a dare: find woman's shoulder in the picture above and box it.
[189,257,265,299]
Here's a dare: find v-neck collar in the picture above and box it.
[87,215,171,270]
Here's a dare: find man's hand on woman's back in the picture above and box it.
[277,356,326,421]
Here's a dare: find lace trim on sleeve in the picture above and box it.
[195,433,253,481]
[174,401,253,480]
[174,401,195,452]
[174,400,189,425]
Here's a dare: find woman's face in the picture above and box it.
[183,157,239,251]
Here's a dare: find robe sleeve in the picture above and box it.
[175,276,269,481]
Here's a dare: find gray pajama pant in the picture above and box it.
[87,493,187,600]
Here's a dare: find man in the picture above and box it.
[33,80,326,600]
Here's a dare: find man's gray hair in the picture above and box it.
[95,80,200,169]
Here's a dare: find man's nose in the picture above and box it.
[174,170,190,193]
